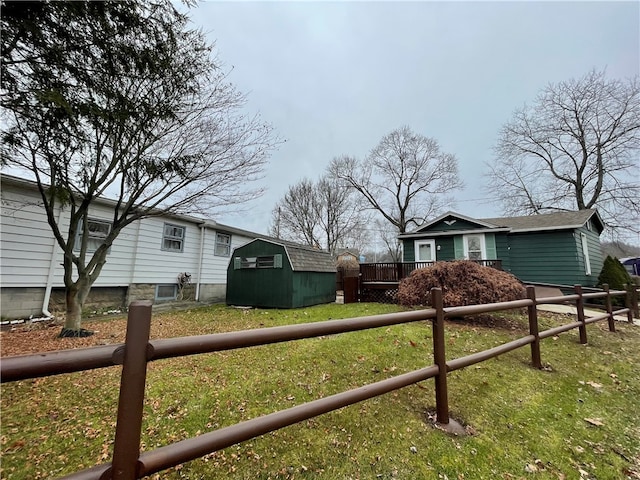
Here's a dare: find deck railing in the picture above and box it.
[359,260,503,283]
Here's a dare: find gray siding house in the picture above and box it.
[0,174,263,319]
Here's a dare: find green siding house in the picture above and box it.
[398,210,605,287]
[226,239,336,308]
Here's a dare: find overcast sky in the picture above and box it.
[188,1,639,239]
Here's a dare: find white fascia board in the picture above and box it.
[398,227,511,239]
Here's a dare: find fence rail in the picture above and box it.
[0,284,633,480]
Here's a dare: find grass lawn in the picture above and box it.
[1,302,639,480]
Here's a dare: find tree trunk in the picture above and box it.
[61,281,93,337]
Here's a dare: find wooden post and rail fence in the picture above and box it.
[0,285,635,479]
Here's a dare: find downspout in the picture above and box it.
[42,207,65,317]
[195,224,206,301]
[128,220,142,305]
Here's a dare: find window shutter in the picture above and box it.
[453,236,464,259]
[234,257,241,270]
[274,254,283,268]
[485,233,497,259]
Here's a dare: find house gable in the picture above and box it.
[412,211,500,234]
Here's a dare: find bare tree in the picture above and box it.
[269,179,321,248]
[1,1,277,334]
[269,175,369,254]
[486,69,640,237]
[329,126,463,234]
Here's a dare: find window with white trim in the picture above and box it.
[215,233,231,257]
[162,223,185,252]
[581,233,592,275]
[463,234,486,260]
[75,218,111,253]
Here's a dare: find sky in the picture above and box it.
[189,1,639,241]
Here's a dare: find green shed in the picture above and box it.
[226,238,337,308]
[399,210,605,287]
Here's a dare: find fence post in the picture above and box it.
[603,284,615,332]
[627,283,639,322]
[110,301,153,480]
[526,286,542,368]
[431,288,449,425]
[574,285,588,345]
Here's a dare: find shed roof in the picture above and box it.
[237,238,336,273]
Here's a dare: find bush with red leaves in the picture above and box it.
[397,261,526,307]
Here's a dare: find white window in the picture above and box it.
[463,234,486,260]
[75,218,111,253]
[156,284,177,300]
[415,239,436,262]
[581,233,591,275]
[162,223,185,252]
[215,233,231,257]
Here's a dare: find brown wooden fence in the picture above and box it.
[0,285,633,480]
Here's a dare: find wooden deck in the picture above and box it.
[359,260,503,284]
[349,260,504,304]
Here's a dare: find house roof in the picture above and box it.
[398,209,604,239]
[1,173,269,239]
[235,238,336,273]
[479,209,604,233]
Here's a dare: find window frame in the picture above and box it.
[463,234,486,260]
[235,254,283,269]
[155,284,178,301]
[580,233,592,275]
[74,218,112,254]
[215,232,231,257]
[162,223,185,253]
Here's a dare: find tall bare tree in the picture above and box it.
[1,1,277,334]
[269,175,369,254]
[329,126,463,235]
[270,179,321,248]
[486,69,640,237]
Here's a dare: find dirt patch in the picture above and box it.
[423,408,475,436]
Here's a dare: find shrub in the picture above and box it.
[597,256,632,306]
[597,255,632,290]
[397,261,526,307]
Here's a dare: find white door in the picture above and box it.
[415,240,436,262]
